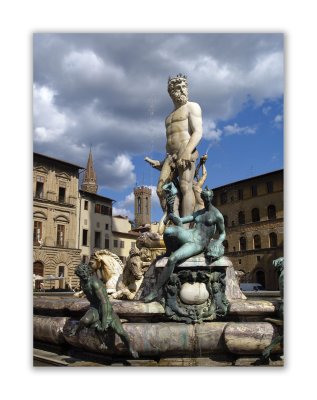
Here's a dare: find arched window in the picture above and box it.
[137,197,141,214]
[255,270,266,289]
[33,261,44,290]
[269,232,278,247]
[238,211,245,225]
[223,240,228,253]
[253,234,261,249]
[33,261,44,277]
[252,208,260,222]
[268,205,276,220]
[239,236,247,251]
[223,215,228,227]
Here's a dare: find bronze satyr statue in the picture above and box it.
[144,185,226,303]
[70,263,138,358]
[262,257,284,360]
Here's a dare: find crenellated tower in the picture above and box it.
[134,186,152,227]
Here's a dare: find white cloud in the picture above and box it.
[112,207,134,220]
[184,50,283,119]
[273,114,283,129]
[102,154,136,190]
[116,192,135,209]
[68,99,165,156]
[274,114,283,123]
[63,50,125,83]
[247,51,284,102]
[203,119,223,142]
[262,106,272,115]
[223,123,257,135]
[33,84,75,142]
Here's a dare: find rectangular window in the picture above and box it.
[101,206,111,216]
[251,185,257,197]
[101,205,110,215]
[84,200,88,210]
[33,221,42,244]
[220,192,228,204]
[113,240,118,248]
[238,189,243,200]
[58,187,66,203]
[267,181,274,193]
[257,256,261,262]
[94,232,101,248]
[131,242,136,249]
[96,222,100,228]
[57,224,65,247]
[95,203,101,214]
[120,240,125,249]
[35,176,44,198]
[82,255,88,264]
[105,223,109,230]
[239,259,241,265]
[104,238,110,249]
[82,229,88,246]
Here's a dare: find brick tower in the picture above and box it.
[134,186,152,227]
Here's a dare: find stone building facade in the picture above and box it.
[78,150,138,264]
[33,153,83,289]
[213,169,284,290]
[112,216,139,263]
[78,193,139,265]
[78,190,114,264]
[33,151,141,290]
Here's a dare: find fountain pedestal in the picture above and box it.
[33,255,282,364]
[139,256,246,323]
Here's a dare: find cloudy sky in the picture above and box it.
[33,33,284,221]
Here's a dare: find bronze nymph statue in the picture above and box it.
[144,185,226,302]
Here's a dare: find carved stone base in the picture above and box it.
[139,256,246,323]
[33,295,283,360]
[34,317,282,358]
